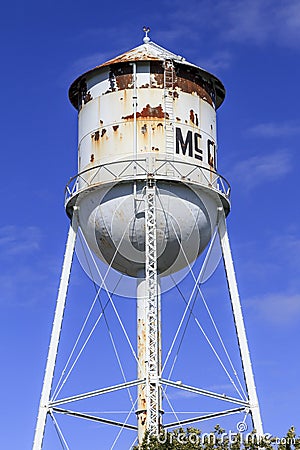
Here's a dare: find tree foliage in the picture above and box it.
[133,426,300,450]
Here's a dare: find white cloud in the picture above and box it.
[0,225,41,256]
[215,0,300,48]
[71,52,111,73]
[161,0,300,50]
[167,388,199,400]
[0,267,50,307]
[269,231,300,271]
[207,383,236,393]
[248,121,300,137]
[58,0,300,91]
[231,150,292,189]
[218,0,276,45]
[0,225,59,307]
[278,0,300,45]
[196,50,233,72]
[247,292,300,325]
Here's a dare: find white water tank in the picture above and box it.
[66,39,230,277]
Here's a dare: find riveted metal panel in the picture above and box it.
[78,67,218,178]
[68,46,229,276]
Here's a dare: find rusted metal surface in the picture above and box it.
[176,77,213,106]
[100,45,167,67]
[78,87,217,178]
[84,91,93,104]
[64,38,234,445]
[71,68,216,108]
[122,104,166,120]
[74,38,221,204]
[69,41,225,109]
[115,73,133,91]
[112,69,214,105]
[190,109,199,126]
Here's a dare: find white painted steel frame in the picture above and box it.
[33,221,78,450]
[33,178,263,447]
[49,379,144,407]
[218,214,263,435]
[144,178,162,438]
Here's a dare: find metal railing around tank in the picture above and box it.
[64,158,231,204]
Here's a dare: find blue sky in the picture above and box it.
[1,0,300,448]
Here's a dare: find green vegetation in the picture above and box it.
[133,426,300,450]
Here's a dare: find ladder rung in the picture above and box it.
[164,61,175,156]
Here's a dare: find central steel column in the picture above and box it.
[136,178,162,444]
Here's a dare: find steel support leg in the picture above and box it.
[218,214,263,435]
[33,221,77,449]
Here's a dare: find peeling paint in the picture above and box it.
[122,103,167,120]
[69,44,225,110]
[84,91,93,104]
[115,73,134,91]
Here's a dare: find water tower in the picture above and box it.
[33,29,263,448]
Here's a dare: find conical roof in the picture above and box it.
[69,39,225,108]
[98,41,191,67]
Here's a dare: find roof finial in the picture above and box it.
[143,26,151,44]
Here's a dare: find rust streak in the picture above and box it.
[92,130,100,141]
[190,109,195,124]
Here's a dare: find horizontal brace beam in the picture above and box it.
[161,379,249,406]
[164,407,246,429]
[51,407,138,431]
[50,379,144,407]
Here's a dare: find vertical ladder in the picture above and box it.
[145,177,161,437]
[164,59,175,160]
